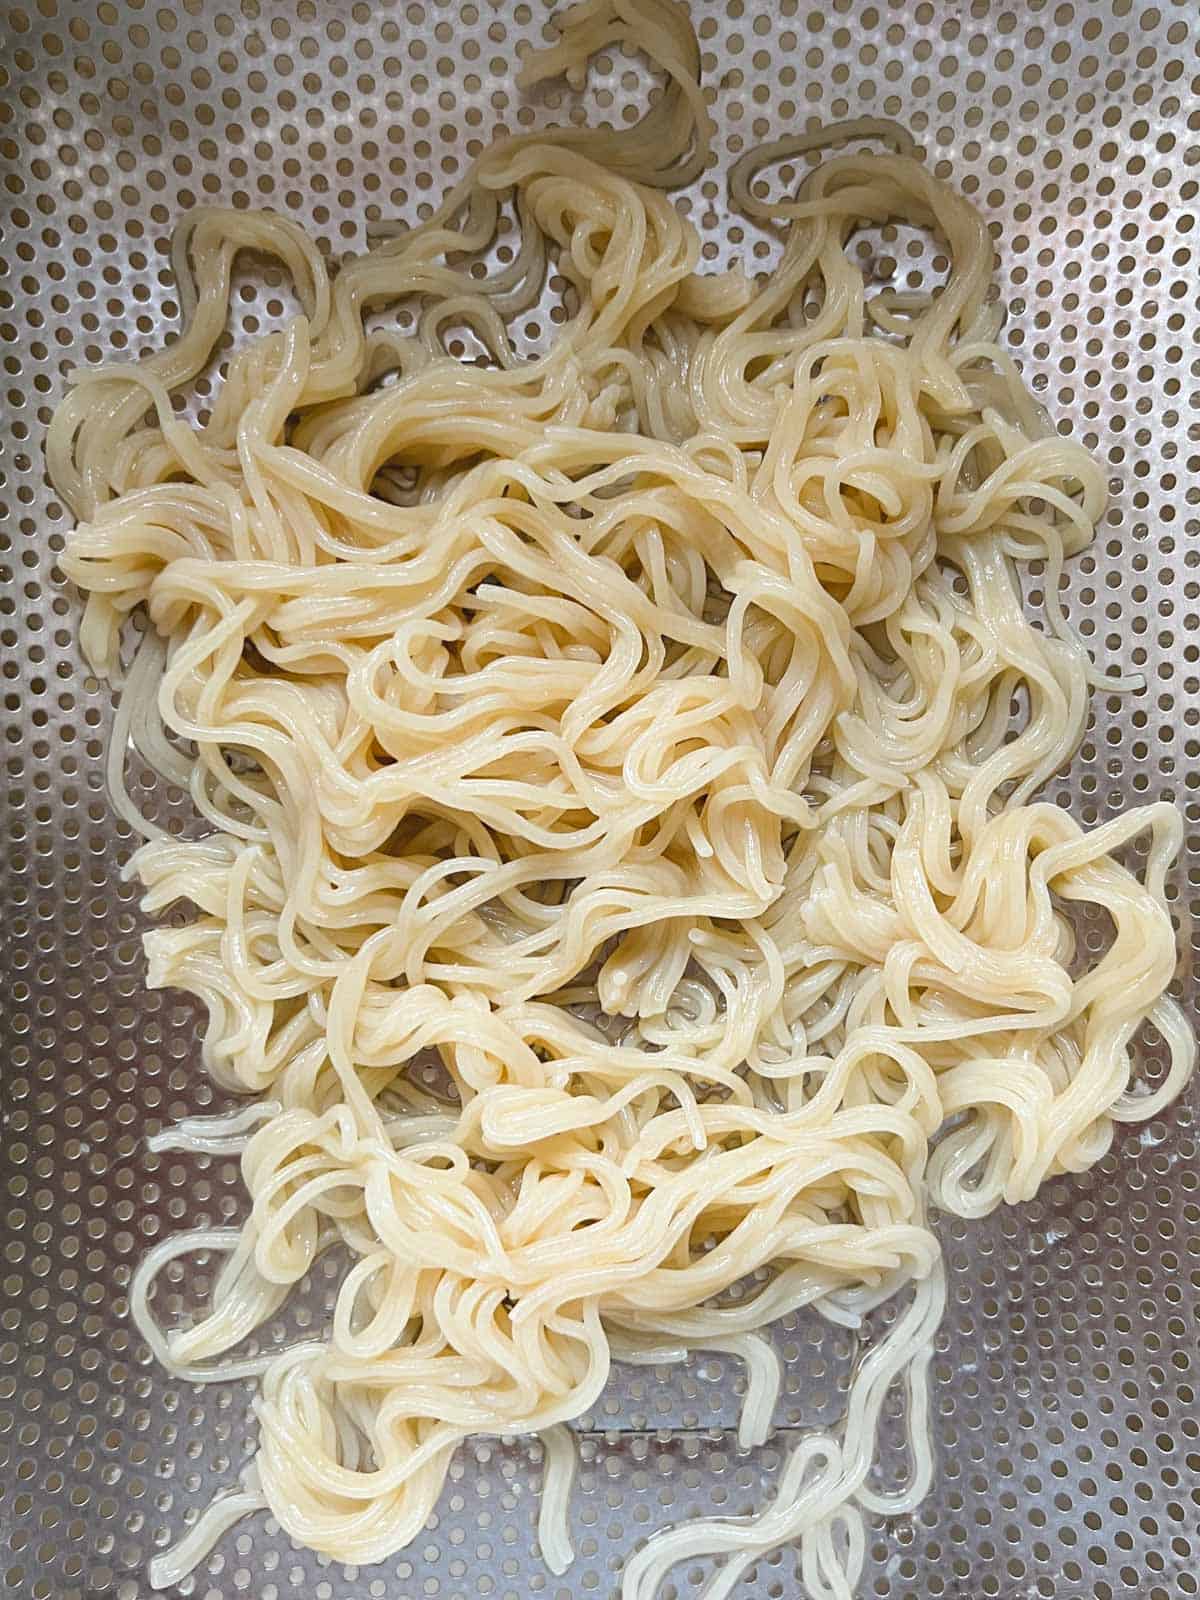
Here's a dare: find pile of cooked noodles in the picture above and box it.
[48,1,1193,1594]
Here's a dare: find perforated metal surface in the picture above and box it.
[2,2,1200,1597]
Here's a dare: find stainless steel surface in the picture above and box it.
[2,2,1200,1597]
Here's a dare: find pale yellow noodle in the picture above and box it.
[49,1,1192,1596]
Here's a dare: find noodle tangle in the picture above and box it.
[48,2,1192,1595]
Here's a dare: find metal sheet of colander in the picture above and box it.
[2,2,1199,1598]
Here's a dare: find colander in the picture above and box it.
[2,2,1199,1597]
